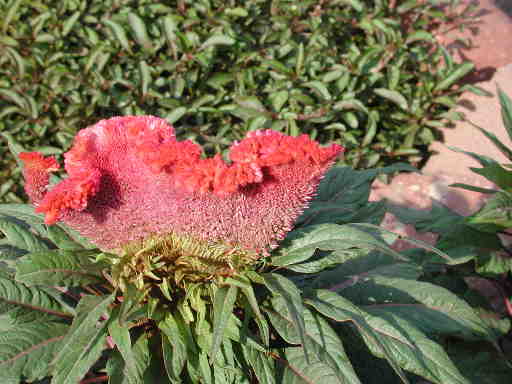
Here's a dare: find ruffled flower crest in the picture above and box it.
[20,116,343,255]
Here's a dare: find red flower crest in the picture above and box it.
[20,116,343,253]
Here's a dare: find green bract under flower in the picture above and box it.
[112,232,258,295]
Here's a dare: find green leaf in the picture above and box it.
[0,216,48,252]
[362,111,378,147]
[263,274,308,360]
[62,11,80,37]
[469,122,512,162]
[139,60,151,96]
[0,321,68,382]
[16,249,106,287]
[298,165,416,226]
[269,90,289,112]
[128,13,153,52]
[450,183,498,194]
[275,223,406,270]
[268,297,361,383]
[107,334,152,384]
[337,0,363,12]
[445,340,512,384]
[405,31,434,44]
[261,60,293,75]
[2,0,23,34]
[306,290,469,384]
[471,163,512,190]
[45,224,85,250]
[165,107,187,124]
[303,81,331,101]
[103,19,132,53]
[51,294,114,384]
[1,133,26,168]
[272,224,354,267]
[159,313,188,382]
[226,275,269,346]
[435,62,474,91]
[108,310,141,384]
[0,277,71,320]
[467,191,512,231]
[242,347,276,384]
[498,87,512,142]
[339,276,492,340]
[295,43,304,76]
[210,285,238,361]
[476,250,512,277]
[374,88,408,110]
[200,35,235,49]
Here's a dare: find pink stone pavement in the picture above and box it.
[371,0,512,248]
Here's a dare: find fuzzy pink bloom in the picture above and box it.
[20,116,343,253]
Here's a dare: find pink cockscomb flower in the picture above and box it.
[20,116,343,256]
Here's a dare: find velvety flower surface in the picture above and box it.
[20,116,343,254]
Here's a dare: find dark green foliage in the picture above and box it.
[1,164,510,383]
[0,0,482,202]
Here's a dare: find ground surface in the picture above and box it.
[373,0,512,241]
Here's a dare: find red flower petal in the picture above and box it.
[19,152,60,203]
[21,116,343,253]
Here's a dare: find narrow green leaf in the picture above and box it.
[362,111,378,147]
[242,346,276,384]
[159,313,188,382]
[374,88,408,110]
[470,163,512,190]
[200,35,235,49]
[263,274,308,360]
[62,11,81,37]
[15,249,107,286]
[2,0,22,34]
[226,276,269,346]
[45,225,85,250]
[0,89,28,110]
[103,19,132,53]
[498,87,512,142]
[435,62,474,91]
[5,47,25,78]
[139,60,151,96]
[469,122,512,161]
[269,90,289,112]
[295,43,304,76]
[450,183,498,194]
[405,31,434,44]
[210,285,238,361]
[165,107,187,124]
[467,191,512,231]
[261,60,293,75]
[303,81,331,101]
[128,13,153,52]
[51,294,114,384]
[108,310,140,384]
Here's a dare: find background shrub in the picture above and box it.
[0,0,482,202]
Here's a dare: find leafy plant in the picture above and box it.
[0,0,485,202]
[386,88,512,382]
[1,157,508,383]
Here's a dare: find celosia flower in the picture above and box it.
[20,116,343,256]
